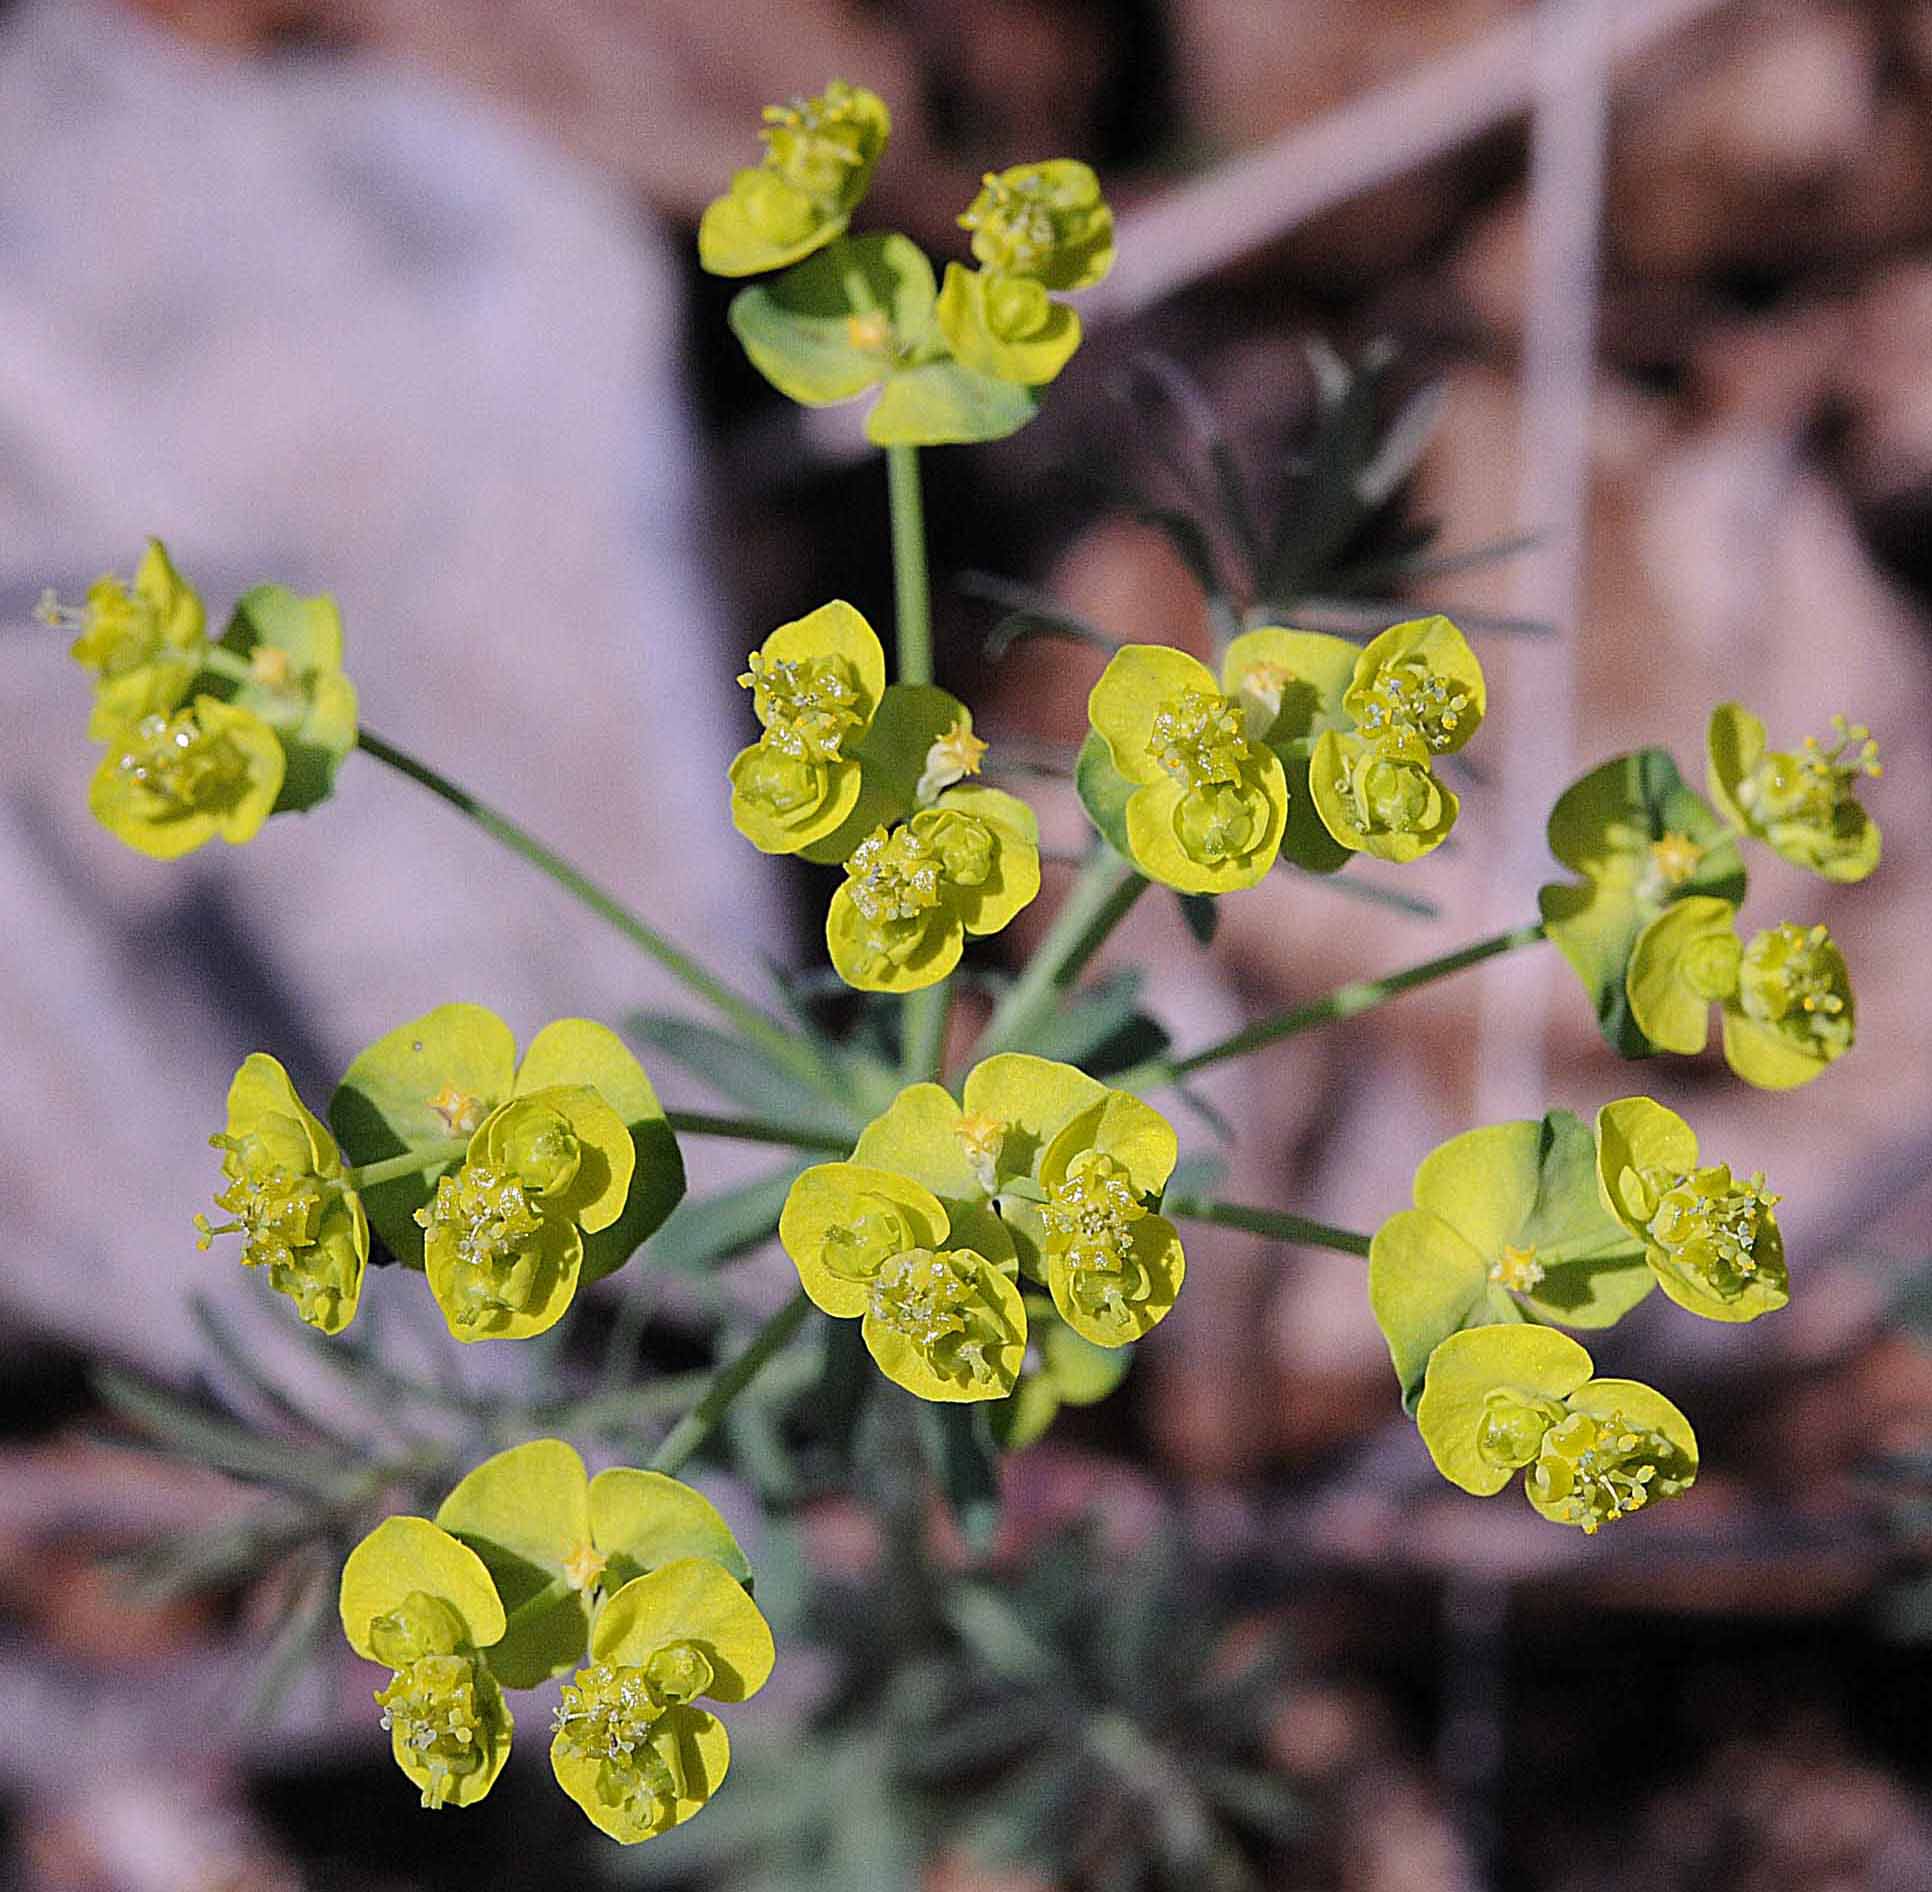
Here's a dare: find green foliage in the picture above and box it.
[1368,1110,1649,1412]
[1539,747,1749,1054]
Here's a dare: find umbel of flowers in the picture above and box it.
[729,601,1041,994]
[338,1442,770,1841]
[1538,701,1879,1076]
[702,79,1114,446]
[39,69,1902,1860]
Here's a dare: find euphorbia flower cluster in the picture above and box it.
[729,600,1041,992]
[781,1054,1185,1400]
[1080,615,1487,894]
[47,538,359,858]
[1372,1094,1791,1527]
[702,80,1113,444]
[200,1005,684,1339]
[339,1442,770,1841]
[1540,701,1881,1080]
[39,73,1909,1867]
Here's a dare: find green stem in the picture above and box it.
[902,983,950,1085]
[886,443,932,686]
[648,1289,813,1477]
[197,645,253,682]
[976,849,1148,1058]
[355,727,837,1098]
[1118,920,1546,1090]
[664,1109,852,1154]
[341,1140,469,1189]
[885,443,949,1082]
[1165,1196,1373,1259]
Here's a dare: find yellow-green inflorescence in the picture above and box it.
[328,1004,685,1339]
[1088,644,1289,892]
[1626,896,1855,1089]
[1085,619,1484,891]
[196,1052,368,1334]
[89,695,285,860]
[781,1162,1028,1401]
[698,79,890,278]
[415,1085,635,1341]
[551,1557,774,1845]
[729,601,888,855]
[44,537,207,740]
[342,1457,770,1846]
[826,783,1040,992]
[1708,702,1882,882]
[783,1055,1184,1408]
[51,538,362,855]
[1307,616,1485,864]
[1416,1326,1697,1533]
[1596,1096,1788,1323]
[935,160,1114,389]
[339,1516,514,1811]
[434,1438,753,1689]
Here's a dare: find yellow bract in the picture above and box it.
[1415,1326,1698,1533]
[88,694,285,860]
[198,1052,368,1334]
[1088,644,1288,892]
[779,1162,1027,1400]
[825,785,1041,992]
[729,601,887,855]
[698,81,890,278]
[1595,1097,1789,1324]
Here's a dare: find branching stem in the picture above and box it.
[1165,1196,1373,1258]
[649,1289,813,1477]
[1117,919,1546,1090]
[355,727,837,1098]
[976,848,1148,1058]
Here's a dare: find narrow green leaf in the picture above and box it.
[645,1163,808,1272]
[627,1013,850,1130]
[916,1401,1002,1555]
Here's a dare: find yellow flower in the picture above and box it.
[1087,645,1288,892]
[729,601,887,855]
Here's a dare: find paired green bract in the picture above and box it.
[1626,899,1855,1090]
[332,1004,684,1337]
[54,539,361,858]
[340,1445,770,1842]
[1416,1327,1697,1533]
[1373,1095,1784,1527]
[1541,703,1881,1077]
[780,1055,1183,1403]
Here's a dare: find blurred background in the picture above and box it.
[5,0,1932,1886]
